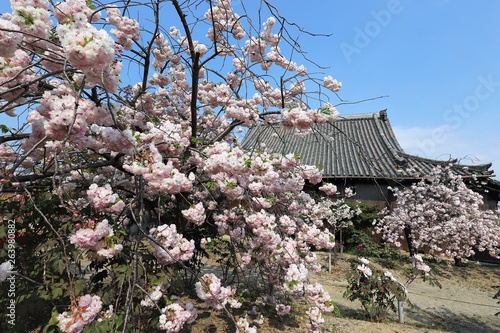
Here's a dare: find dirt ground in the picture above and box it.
[313,253,500,333]
[189,253,500,333]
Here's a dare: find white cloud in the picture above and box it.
[393,125,500,178]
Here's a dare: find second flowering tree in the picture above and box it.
[374,165,500,263]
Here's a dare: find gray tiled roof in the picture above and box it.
[241,110,496,180]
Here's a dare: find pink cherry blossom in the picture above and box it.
[69,219,122,259]
[358,257,370,265]
[87,183,125,214]
[58,294,102,333]
[319,183,337,196]
[375,165,500,260]
[323,75,342,92]
[149,224,195,265]
[10,0,51,50]
[357,264,372,278]
[235,316,257,333]
[141,285,164,308]
[159,302,197,332]
[306,306,325,333]
[195,273,241,310]
[0,18,22,58]
[53,0,101,24]
[56,18,118,91]
[0,49,37,104]
[106,6,140,50]
[182,202,206,225]
[0,261,14,282]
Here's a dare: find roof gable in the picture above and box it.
[241,110,495,181]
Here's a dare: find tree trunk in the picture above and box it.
[404,225,416,257]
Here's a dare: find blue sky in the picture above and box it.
[275,0,500,177]
[2,1,500,177]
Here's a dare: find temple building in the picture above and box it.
[242,110,500,209]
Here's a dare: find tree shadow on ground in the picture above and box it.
[406,303,500,333]
[336,303,370,321]
[334,301,500,333]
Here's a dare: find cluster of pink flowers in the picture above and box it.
[281,108,315,129]
[149,224,195,265]
[89,124,136,155]
[303,193,359,231]
[305,283,333,312]
[306,306,325,333]
[151,33,180,71]
[123,140,195,195]
[54,2,120,92]
[24,82,88,145]
[143,159,194,195]
[10,0,51,50]
[0,18,22,58]
[283,263,309,294]
[357,257,373,278]
[56,15,107,53]
[69,219,123,259]
[198,82,260,126]
[106,6,140,50]
[140,120,191,157]
[87,183,125,214]
[158,302,197,332]
[323,75,342,92]
[140,285,163,308]
[0,49,37,104]
[181,202,206,226]
[140,284,197,331]
[261,17,279,47]
[53,0,101,24]
[298,225,336,250]
[412,254,431,274]
[205,0,245,47]
[244,34,270,65]
[375,165,500,260]
[299,165,324,184]
[319,183,337,196]
[0,143,17,165]
[235,316,257,333]
[195,273,241,310]
[197,143,360,328]
[58,294,102,333]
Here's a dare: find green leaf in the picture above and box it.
[16,10,35,26]
[225,181,238,189]
[266,197,276,205]
[52,286,63,298]
[51,258,66,275]
[86,0,97,10]
[42,307,60,333]
[74,279,87,295]
[0,124,10,133]
[115,315,124,330]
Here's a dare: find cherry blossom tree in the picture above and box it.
[374,165,500,263]
[0,0,352,332]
